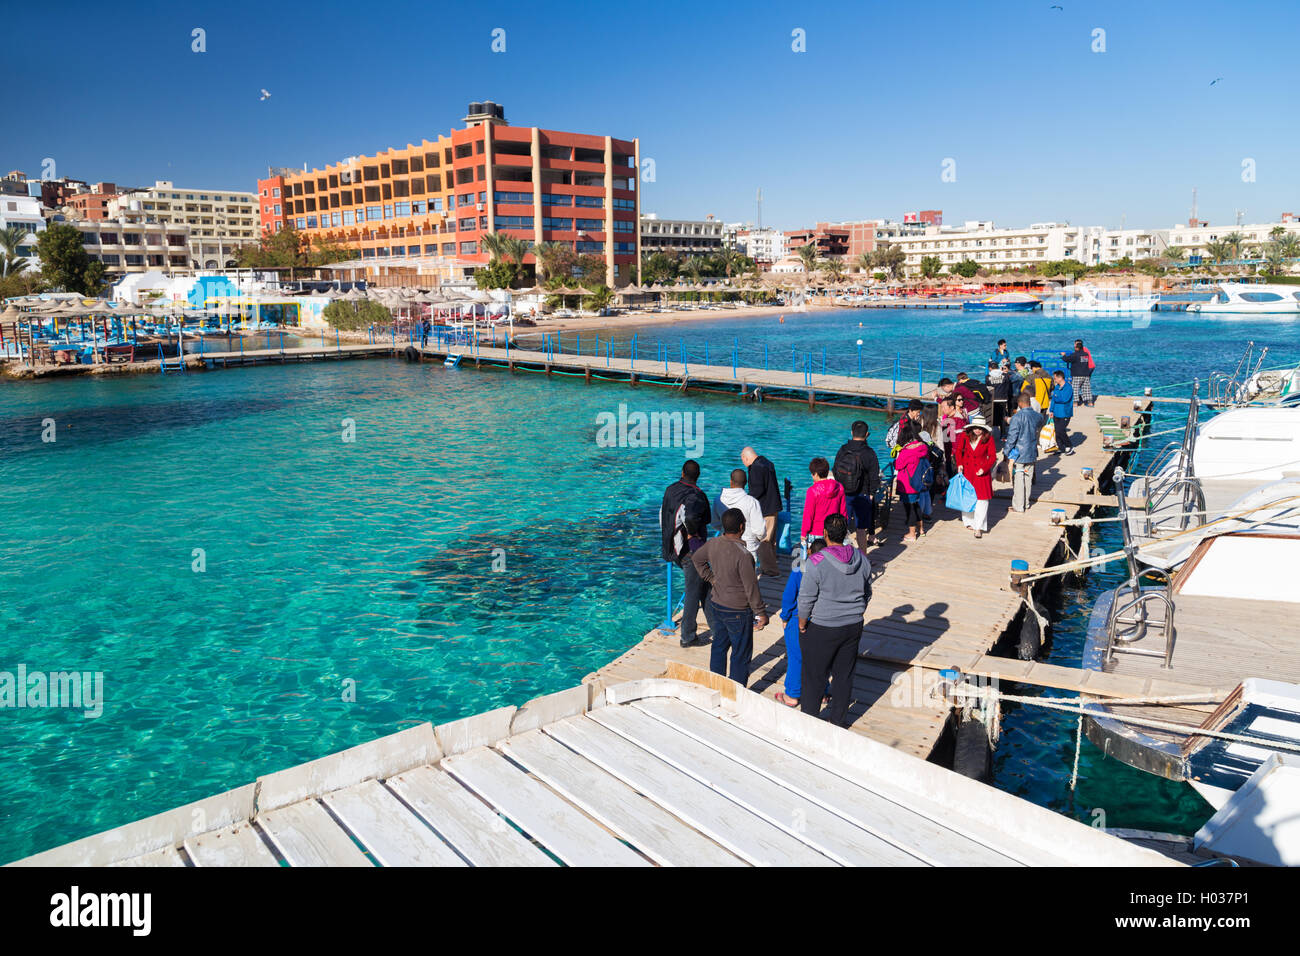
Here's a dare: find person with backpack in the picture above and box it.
[1026,361,1053,412]
[894,421,933,542]
[987,359,1013,439]
[833,420,880,550]
[800,457,846,550]
[659,460,713,647]
[953,414,998,538]
[741,447,781,577]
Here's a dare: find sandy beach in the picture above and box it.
[517,301,821,335]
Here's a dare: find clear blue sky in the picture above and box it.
[3,0,1296,231]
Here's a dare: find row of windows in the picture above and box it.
[494,216,534,230]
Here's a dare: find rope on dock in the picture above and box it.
[946,685,1299,753]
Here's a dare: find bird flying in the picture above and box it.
[259,89,272,100]
[1049,4,1063,9]
[1210,77,1224,86]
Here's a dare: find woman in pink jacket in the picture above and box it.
[801,456,846,547]
[894,423,930,542]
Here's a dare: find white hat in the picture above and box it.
[964,414,990,432]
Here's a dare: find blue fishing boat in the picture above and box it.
[962,292,1043,312]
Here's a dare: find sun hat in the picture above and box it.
[964,414,990,432]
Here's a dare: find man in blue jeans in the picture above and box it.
[1050,370,1075,456]
[691,508,769,687]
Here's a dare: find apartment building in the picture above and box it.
[257,169,294,234]
[260,101,640,286]
[108,181,258,270]
[733,227,788,266]
[73,217,193,275]
[1085,228,1170,265]
[640,214,724,256]
[890,221,1089,274]
[0,193,45,262]
[1167,214,1300,261]
[65,183,121,221]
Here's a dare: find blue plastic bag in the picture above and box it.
[946,473,977,513]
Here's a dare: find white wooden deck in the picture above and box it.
[12,675,1177,868]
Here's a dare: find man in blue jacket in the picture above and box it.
[1003,393,1043,512]
[1050,370,1075,456]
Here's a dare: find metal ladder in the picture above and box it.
[1138,382,1205,535]
[1104,467,1176,668]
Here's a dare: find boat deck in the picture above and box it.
[588,396,1167,761]
[12,677,1175,867]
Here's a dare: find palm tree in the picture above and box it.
[1276,233,1300,260]
[0,225,31,278]
[499,235,531,266]
[855,252,873,275]
[1162,244,1185,264]
[532,240,568,281]
[1270,226,1287,241]
[681,256,704,284]
[478,232,507,261]
[1222,231,1245,261]
[1204,239,1232,265]
[872,241,906,280]
[821,257,846,283]
[1262,243,1287,276]
[796,243,819,275]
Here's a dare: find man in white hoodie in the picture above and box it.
[711,468,766,570]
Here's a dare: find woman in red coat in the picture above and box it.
[953,414,998,538]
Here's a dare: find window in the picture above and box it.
[394,202,411,217]
[123,233,142,244]
[100,232,119,244]
[494,191,532,205]
[494,216,533,230]
[342,211,354,225]
[126,254,144,266]
[541,194,572,206]
[424,244,437,254]
[430,198,443,212]
[366,207,382,221]
[614,198,634,210]
[459,217,477,231]
[614,242,635,253]
[574,195,603,208]
[442,242,455,254]
[331,212,341,227]
[613,220,634,232]
[543,218,572,231]
[100,254,120,265]
[460,241,478,254]
[576,241,604,252]
[383,205,393,219]
[296,218,306,229]
[575,219,602,231]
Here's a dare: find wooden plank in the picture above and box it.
[385,765,555,867]
[184,823,279,867]
[322,779,466,867]
[441,747,649,867]
[586,708,929,866]
[257,800,373,867]
[545,715,837,866]
[633,697,1019,866]
[110,845,187,867]
[500,729,745,867]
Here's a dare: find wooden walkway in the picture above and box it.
[14,677,1175,867]
[586,395,1172,762]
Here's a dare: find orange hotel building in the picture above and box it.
[257,102,641,287]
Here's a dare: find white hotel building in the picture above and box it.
[1166,216,1300,260]
[889,221,1173,274]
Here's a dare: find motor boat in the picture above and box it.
[1056,285,1159,313]
[1186,283,1300,315]
[961,292,1042,312]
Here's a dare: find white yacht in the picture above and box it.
[1058,285,1159,313]
[1186,282,1300,315]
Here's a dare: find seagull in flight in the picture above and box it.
[259,88,272,100]
[1210,77,1223,86]
[1049,4,1062,9]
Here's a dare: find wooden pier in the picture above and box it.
[584,394,1196,764]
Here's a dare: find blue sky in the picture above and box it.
[3,0,1296,231]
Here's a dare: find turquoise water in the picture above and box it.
[1,308,1296,862]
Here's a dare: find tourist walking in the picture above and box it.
[713,469,767,568]
[1060,339,1095,407]
[894,423,933,542]
[801,457,847,550]
[1050,370,1075,455]
[1003,393,1043,512]
[774,539,829,708]
[797,513,872,726]
[660,459,713,647]
[741,447,781,577]
[988,359,1013,438]
[833,421,881,549]
[1026,361,1053,412]
[692,509,769,686]
[954,414,998,537]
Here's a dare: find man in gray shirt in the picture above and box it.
[693,508,769,687]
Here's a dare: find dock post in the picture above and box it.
[886,396,895,416]
[585,366,591,383]
[808,389,815,408]
[632,334,637,371]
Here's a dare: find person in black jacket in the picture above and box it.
[833,420,881,550]
[741,446,780,578]
[660,459,713,647]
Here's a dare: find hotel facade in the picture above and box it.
[259,102,640,287]
[108,181,258,270]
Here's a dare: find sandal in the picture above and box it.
[774,692,800,708]
[902,533,917,543]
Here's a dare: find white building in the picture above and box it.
[109,181,258,270]
[640,213,725,256]
[891,221,1089,275]
[74,217,193,276]
[734,227,788,264]
[1167,216,1300,261]
[0,194,46,266]
[1084,228,1171,265]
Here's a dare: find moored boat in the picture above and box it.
[1186,282,1300,315]
[962,292,1042,312]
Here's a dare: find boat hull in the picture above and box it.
[962,302,1042,312]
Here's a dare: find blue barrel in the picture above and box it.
[775,511,793,554]
[1011,559,1029,572]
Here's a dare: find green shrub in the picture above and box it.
[323,299,392,331]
